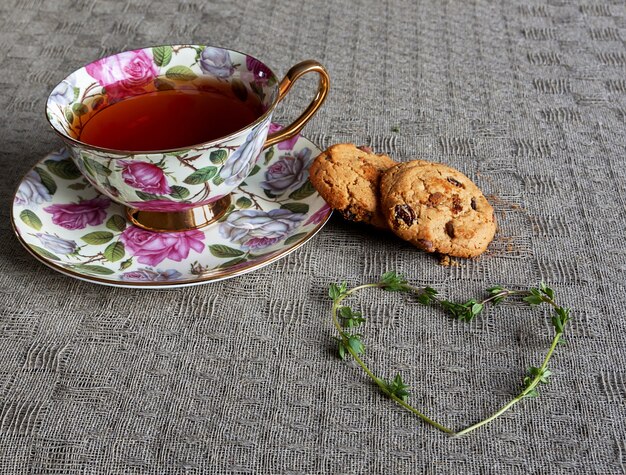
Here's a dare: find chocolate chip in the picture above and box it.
[342,208,357,221]
[416,239,434,252]
[451,194,463,213]
[447,177,464,188]
[393,204,416,227]
[358,145,373,154]
[445,221,455,238]
[428,192,445,206]
[471,197,477,210]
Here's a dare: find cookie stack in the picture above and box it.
[309,144,496,258]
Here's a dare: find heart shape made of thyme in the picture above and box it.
[328,271,570,436]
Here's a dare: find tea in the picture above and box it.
[78,79,264,151]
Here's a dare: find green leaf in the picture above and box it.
[551,315,564,333]
[73,264,115,275]
[487,285,505,295]
[440,300,477,322]
[264,189,278,199]
[64,108,74,124]
[284,232,308,245]
[153,45,173,67]
[417,294,431,305]
[81,156,95,176]
[523,388,539,399]
[90,95,105,111]
[106,215,126,232]
[71,102,88,116]
[384,374,410,402]
[289,181,316,200]
[34,167,57,195]
[235,197,252,209]
[417,286,438,305]
[30,245,60,261]
[82,156,112,176]
[380,271,410,292]
[280,202,309,214]
[471,303,484,316]
[540,282,555,300]
[67,183,87,190]
[209,149,228,164]
[169,185,190,199]
[539,369,552,384]
[81,231,114,245]
[338,306,365,328]
[231,78,248,101]
[19,210,42,230]
[209,244,245,258]
[166,65,197,81]
[103,241,125,262]
[248,164,261,177]
[183,166,218,185]
[154,78,175,91]
[217,257,247,269]
[119,258,133,270]
[212,174,225,186]
[523,294,544,306]
[264,147,275,165]
[337,340,347,360]
[329,282,348,300]
[73,86,80,101]
[347,334,365,356]
[135,191,161,201]
[45,158,81,180]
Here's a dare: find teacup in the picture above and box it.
[46,45,329,232]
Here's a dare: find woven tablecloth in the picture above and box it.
[1,0,625,473]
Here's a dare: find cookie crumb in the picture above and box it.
[439,254,460,267]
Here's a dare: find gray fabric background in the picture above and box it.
[1,0,625,473]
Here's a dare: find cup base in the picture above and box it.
[125,195,232,232]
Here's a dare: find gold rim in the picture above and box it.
[10,140,332,288]
[45,44,282,156]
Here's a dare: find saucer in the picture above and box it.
[11,131,331,288]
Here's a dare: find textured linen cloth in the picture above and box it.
[1,0,625,473]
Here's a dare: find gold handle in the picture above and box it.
[264,60,330,149]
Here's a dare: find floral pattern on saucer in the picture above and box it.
[12,133,331,288]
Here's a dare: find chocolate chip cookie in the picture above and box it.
[309,143,396,228]
[380,161,496,257]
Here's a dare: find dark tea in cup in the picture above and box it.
[78,78,265,151]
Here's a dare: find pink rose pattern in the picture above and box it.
[44,197,110,230]
[305,203,331,225]
[267,123,300,151]
[85,50,158,101]
[121,161,171,195]
[245,56,273,84]
[121,268,182,282]
[120,227,205,266]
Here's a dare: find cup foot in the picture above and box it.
[125,195,232,232]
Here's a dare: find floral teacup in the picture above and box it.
[46,45,329,231]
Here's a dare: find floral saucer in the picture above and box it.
[11,131,331,288]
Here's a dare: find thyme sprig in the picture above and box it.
[329,272,570,436]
